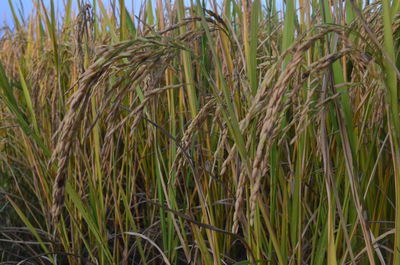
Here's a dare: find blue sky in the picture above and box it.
[1,0,140,28]
[1,1,68,27]
[1,0,284,29]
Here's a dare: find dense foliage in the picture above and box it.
[1,0,400,264]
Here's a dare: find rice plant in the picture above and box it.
[1,0,400,264]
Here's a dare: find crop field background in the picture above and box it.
[1,0,400,264]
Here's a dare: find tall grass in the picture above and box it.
[1,0,400,264]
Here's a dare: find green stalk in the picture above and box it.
[17,63,39,135]
[249,0,260,93]
[7,0,22,31]
[119,0,127,40]
[177,0,198,118]
[98,0,118,41]
[382,1,400,264]
[282,0,295,66]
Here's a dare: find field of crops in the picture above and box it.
[1,0,400,264]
